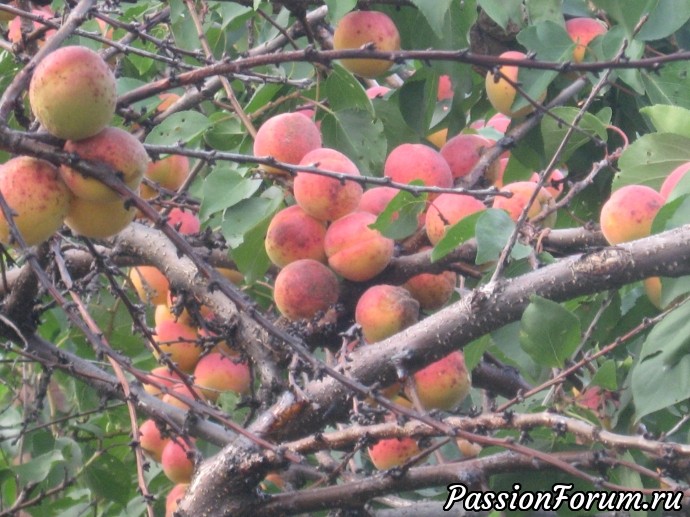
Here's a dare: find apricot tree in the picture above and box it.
[2,1,690,516]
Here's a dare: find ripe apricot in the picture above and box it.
[153,320,201,372]
[485,51,541,118]
[565,17,607,63]
[440,134,495,180]
[253,112,322,174]
[265,204,327,267]
[599,185,664,245]
[161,438,195,484]
[384,144,453,196]
[139,419,170,462]
[355,285,419,343]
[425,193,486,245]
[65,197,136,239]
[406,351,470,410]
[129,266,169,306]
[492,181,556,227]
[193,352,251,401]
[403,268,457,312]
[273,259,340,321]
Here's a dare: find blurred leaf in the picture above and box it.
[591,359,618,390]
[221,187,283,248]
[635,0,690,41]
[408,0,453,38]
[640,105,690,138]
[324,65,373,114]
[370,189,427,240]
[463,335,491,371]
[200,166,262,220]
[614,133,690,190]
[591,0,655,37]
[475,209,532,264]
[526,0,565,25]
[321,109,387,174]
[145,111,210,146]
[397,69,439,136]
[325,0,357,24]
[231,214,273,284]
[12,450,64,484]
[477,0,524,30]
[541,107,608,162]
[84,453,132,505]
[641,61,690,110]
[632,301,690,419]
[520,295,581,368]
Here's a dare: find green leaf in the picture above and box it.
[591,359,618,390]
[200,166,262,221]
[84,453,132,505]
[325,0,357,24]
[205,112,245,151]
[220,187,283,248]
[231,213,273,284]
[635,0,690,41]
[431,210,484,262]
[12,450,64,484]
[477,0,524,30]
[474,209,532,264]
[632,301,690,419]
[463,335,491,371]
[592,0,656,37]
[525,0,564,25]
[324,65,373,114]
[145,111,210,146]
[640,105,690,138]
[614,133,690,190]
[541,106,608,162]
[520,295,581,368]
[321,109,387,174]
[397,69,438,136]
[408,0,454,38]
[369,189,427,240]
[641,61,690,110]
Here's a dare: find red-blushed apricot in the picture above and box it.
[425,193,486,245]
[403,268,457,312]
[530,169,566,199]
[437,75,453,101]
[273,259,340,321]
[565,17,607,63]
[139,419,170,463]
[333,10,401,78]
[365,85,391,99]
[358,186,399,216]
[60,127,149,202]
[644,277,662,309]
[440,134,496,180]
[141,154,191,199]
[129,266,169,306]
[161,438,196,484]
[142,366,183,397]
[153,320,201,372]
[265,204,327,267]
[368,436,420,470]
[492,181,556,227]
[65,197,136,239]
[660,162,690,200]
[193,352,251,402]
[324,211,395,282]
[29,46,117,140]
[485,51,542,118]
[155,303,194,327]
[167,207,200,235]
[8,8,56,46]
[0,156,71,247]
[165,483,189,517]
[384,144,453,196]
[355,284,419,343]
[294,148,363,222]
[406,351,470,411]
[161,383,204,411]
[253,112,322,174]
[599,185,664,245]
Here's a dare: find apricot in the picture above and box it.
[531,169,566,199]
[599,185,664,244]
[406,351,470,410]
[294,148,363,222]
[437,75,453,101]
[358,186,400,217]
[333,10,401,78]
[565,17,607,63]
[0,156,71,247]
[384,144,453,195]
[193,352,251,401]
[8,9,56,46]
[425,193,486,245]
[440,134,496,180]
[365,85,391,99]
[129,266,169,305]
[660,162,690,200]
[324,211,395,282]
[403,266,457,312]
[253,112,322,174]
[273,259,340,321]
[486,113,511,133]
[142,366,183,397]
[368,436,419,470]
[161,438,195,484]
[139,419,170,462]
[153,320,201,372]
[30,46,117,140]
[60,127,148,202]
[65,197,136,239]
[161,383,204,411]
[140,154,191,199]
[485,51,540,118]
[355,284,419,343]
[492,181,556,227]
[165,483,189,517]
[265,204,327,267]
[167,207,200,235]
[644,277,662,309]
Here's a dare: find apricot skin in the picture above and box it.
[384,144,453,195]
[565,18,607,63]
[253,113,322,174]
[60,127,149,202]
[440,134,495,180]
[492,181,556,227]
[65,197,136,239]
[333,10,401,78]
[368,438,420,470]
[139,419,170,462]
[161,439,195,484]
[273,259,340,321]
[265,205,327,267]
[355,285,419,343]
[129,266,169,306]
[165,483,189,517]
[0,156,71,247]
[599,185,664,245]
[426,193,486,245]
[406,351,470,410]
[485,51,538,118]
[294,149,363,222]
[153,320,201,372]
[403,269,457,312]
[193,352,251,401]
[141,154,190,199]
[30,46,117,140]
[142,366,183,397]
[324,211,394,282]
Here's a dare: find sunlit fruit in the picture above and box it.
[355,284,419,343]
[599,185,664,245]
[565,17,607,63]
[273,259,340,321]
[253,112,322,174]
